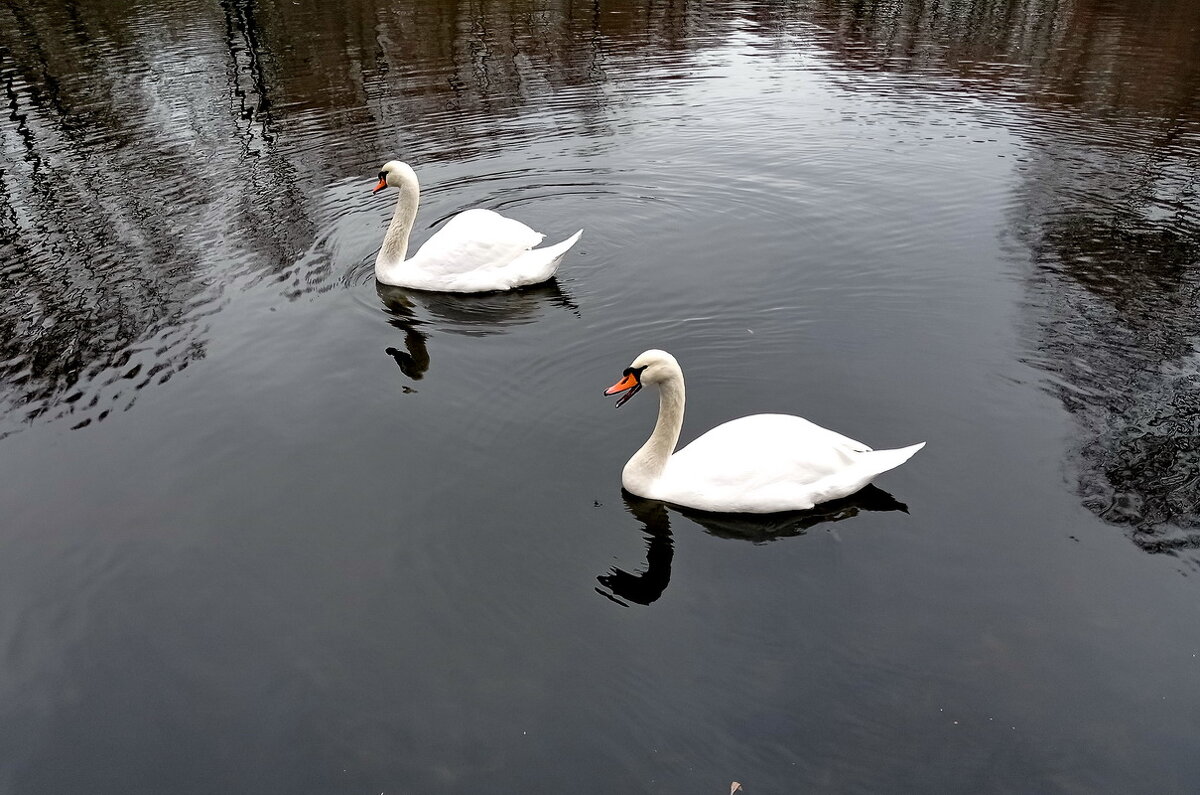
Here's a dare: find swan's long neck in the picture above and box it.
[376,177,419,271]
[625,369,686,488]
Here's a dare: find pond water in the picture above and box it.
[2,0,1199,792]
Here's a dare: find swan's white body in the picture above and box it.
[373,160,581,292]
[606,350,925,514]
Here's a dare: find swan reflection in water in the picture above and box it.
[376,280,579,383]
[597,486,910,607]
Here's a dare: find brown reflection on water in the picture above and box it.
[806,0,1200,114]
[0,0,743,433]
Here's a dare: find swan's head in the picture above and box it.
[604,349,680,408]
[372,160,419,194]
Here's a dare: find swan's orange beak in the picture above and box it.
[605,372,642,408]
[372,177,387,194]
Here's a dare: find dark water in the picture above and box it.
[2,0,1199,791]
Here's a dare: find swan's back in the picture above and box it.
[409,209,544,276]
[654,413,922,513]
[669,413,872,483]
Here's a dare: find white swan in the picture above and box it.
[604,349,925,513]
[372,160,582,292]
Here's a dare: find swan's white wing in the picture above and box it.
[655,413,912,513]
[670,414,871,484]
[409,209,544,276]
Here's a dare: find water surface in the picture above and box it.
[2,0,1199,792]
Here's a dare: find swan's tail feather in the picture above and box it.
[508,229,583,287]
[864,441,925,476]
[540,229,582,259]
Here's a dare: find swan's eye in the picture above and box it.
[623,365,648,381]
[378,172,386,181]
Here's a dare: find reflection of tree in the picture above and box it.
[803,0,1200,118]
[800,0,1200,557]
[0,0,729,435]
[0,0,327,434]
[0,1,211,433]
[221,0,274,150]
[1015,139,1200,555]
[991,2,1200,557]
[597,486,909,607]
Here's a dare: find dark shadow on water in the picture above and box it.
[376,279,578,383]
[596,496,675,607]
[596,486,909,607]
[676,484,909,543]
